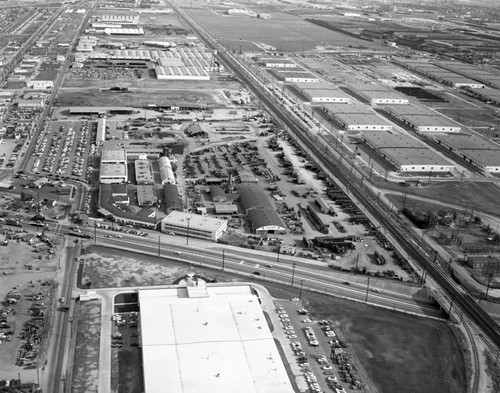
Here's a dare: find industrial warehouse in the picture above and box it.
[286,82,352,104]
[380,104,462,133]
[138,283,294,393]
[362,131,455,173]
[434,134,500,172]
[320,103,393,131]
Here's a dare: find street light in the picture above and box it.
[186,217,191,245]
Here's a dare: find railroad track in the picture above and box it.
[170,1,500,348]
[463,316,481,393]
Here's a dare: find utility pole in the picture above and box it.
[276,246,281,263]
[355,254,359,275]
[158,235,160,256]
[186,218,191,246]
[222,249,225,271]
[448,295,454,320]
[299,279,304,299]
[365,276,371,302]
[291,262,296,286]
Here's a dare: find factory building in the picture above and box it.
[381,104,461,133]
[320,103,393,132]
[163,184,183,212]
[362,131,455,173]
[137,185,157,206]
[104,27,144,35]
[236,184,286,235]
[99,149,128,184]
[27,71,57,90]
[288,82,352,103]
[160,211,227,241]
[214,203,239,215]
[277,71,319,83]
[343,82,409,105]
[99,14,139,23]
[395,60,485,89]
[138,283,294,393]
[434,60,500,89]
[96,118,106,145]
[135,159,154,185]
[258,57,297,68]
[464,87,500,105]
[158,157,176,185]
[434,134,500,172]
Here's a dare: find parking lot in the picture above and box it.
[30,120,95,183]
[274,299,363,393]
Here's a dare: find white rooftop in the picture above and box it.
[102,149,126,162]
[162,211,226,232]
[139,285,294,393]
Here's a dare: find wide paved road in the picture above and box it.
[83,233,443,319]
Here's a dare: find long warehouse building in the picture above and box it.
[138,283,294,393]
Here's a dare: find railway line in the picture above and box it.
[170,0,500,350]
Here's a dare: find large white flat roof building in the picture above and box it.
[333,113,393,131]
[161,211,227,241]
[379,147,454,173]
[381,105,461,133]
[139,284,294,393]
[99,163,128,183]
[435,134,500,172]
[345,82,409,105]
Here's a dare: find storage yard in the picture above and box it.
[0,0,499,391]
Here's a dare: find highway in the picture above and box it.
[81,232,443,319]
[168,1,500,348]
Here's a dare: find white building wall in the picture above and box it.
[158,157,176,184]
[398,164,455,172]
[416,126,461,133]
[310,97,350,103]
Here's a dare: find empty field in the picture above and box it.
[54,89,219,108]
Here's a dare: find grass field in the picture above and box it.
[266,283,466,393]
[412,181,500,218]
[55,89,218,107]
[185,9,384,52]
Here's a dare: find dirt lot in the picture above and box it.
[185,8,384,52]
[55,89,221,107]
[81,246,208,288]
[267,283,467,393]
[385,181,500,219]
[0,239,59,381]
[72,301,101,393]
[79,247,466,393]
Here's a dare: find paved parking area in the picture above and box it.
[273,299,350,393]
[31,120,94,182]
